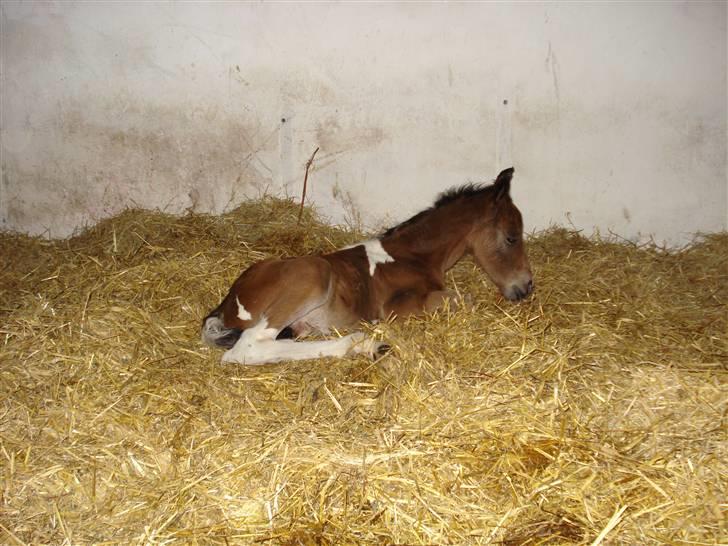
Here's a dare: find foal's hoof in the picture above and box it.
[349,333,392,360]
[374,343,392,359]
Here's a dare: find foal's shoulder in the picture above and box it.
[325,238,395,277]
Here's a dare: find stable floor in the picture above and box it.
[1,199,726,544]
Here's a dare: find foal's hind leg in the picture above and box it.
[219,257,385,364]
[219,256,332,334]
[221,319,384,365]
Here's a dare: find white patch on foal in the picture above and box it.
[222,317,382,365]
[361,239,394,276]
[235,296,252,321]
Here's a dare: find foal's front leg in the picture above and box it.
[384,289,459,318]
[423,289,460,313]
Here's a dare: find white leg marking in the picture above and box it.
[346,331,387,357]
[235,296,252,321]
[362,239,394,276]
[221,318,384,365]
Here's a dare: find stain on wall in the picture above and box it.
[3,94,277,236]
[315,118,386,157]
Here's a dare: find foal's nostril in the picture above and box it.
[508,285,524,301]
[506,280,533,301]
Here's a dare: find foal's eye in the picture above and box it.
[505,236,518,246]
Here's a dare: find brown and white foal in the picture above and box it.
[202,167,533,365]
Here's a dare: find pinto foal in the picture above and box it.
[202,167,533,365]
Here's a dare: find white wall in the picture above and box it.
[1,1,726,245]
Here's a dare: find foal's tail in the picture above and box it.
[201,302,242,349]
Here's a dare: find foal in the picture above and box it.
[202,167,533,365]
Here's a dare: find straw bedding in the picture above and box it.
[1,197,725,545]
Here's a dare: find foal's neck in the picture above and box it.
[383,199,482,278]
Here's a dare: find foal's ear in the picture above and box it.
[494,167,514,201]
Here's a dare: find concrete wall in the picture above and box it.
[1,1,726,245]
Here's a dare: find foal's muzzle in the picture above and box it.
[505,279,534,301]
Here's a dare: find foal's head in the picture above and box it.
[468,168,533,301]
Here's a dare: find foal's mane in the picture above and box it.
[382,182,495,237]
